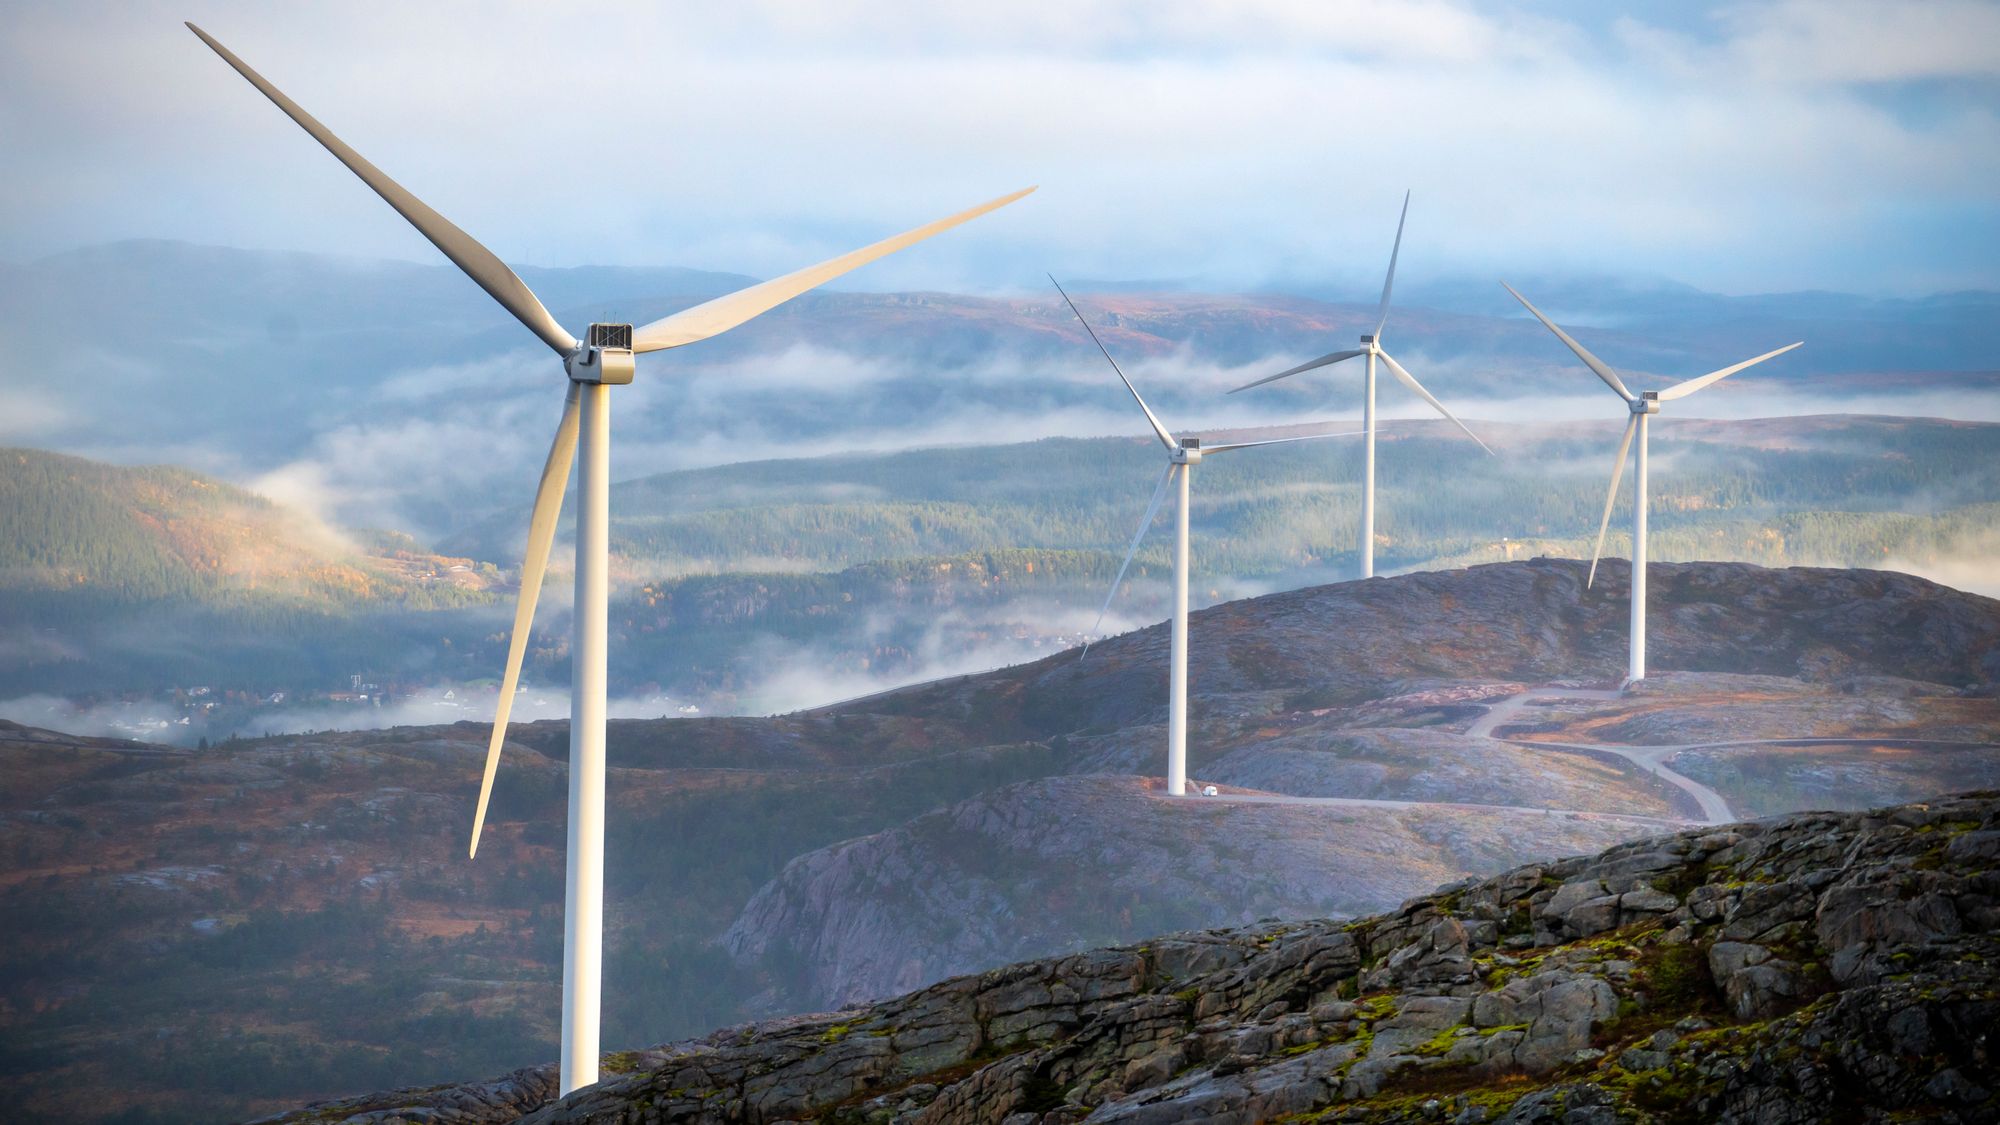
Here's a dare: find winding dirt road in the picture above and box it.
[1464,689,2000,826]
[1163,685,1998,831]
[1466,688,1736,824]
[1161,788,1685,830]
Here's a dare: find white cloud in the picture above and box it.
[0,387,67,440]
[1715,0,2000,85]
[1,1,1994,294]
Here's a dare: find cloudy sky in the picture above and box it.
[3,0,1998,298]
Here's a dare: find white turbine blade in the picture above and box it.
[633,188,1035,352]
[1086,463,1176,651]
[1588,414,1638,589]
[1051,275,1178,451]
[1501,281,1634,402]
[1373,190,1411,340]
[1202,429,1365,455]
[186,24,578,357]
[469,386,582,858]
[1657,341,1803,401]
[1227,349,1366,394]
[1377,350,1494,456]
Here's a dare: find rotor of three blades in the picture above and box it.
[184,23,1035,857]
[1227,192,1492,456]
[1500,282,1803,585]
[1048,277,1360,650]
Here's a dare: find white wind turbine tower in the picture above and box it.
[1054,278,1356,796]
[1229,192,1491,578]
[1502,282,1801,685]
[189,24,1031,1095]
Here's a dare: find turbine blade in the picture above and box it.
[633,188,1035,352]
[1202,429,1365,455]
[1588,414,1638,589]
[1657,341,1803,401]
[1227,349,1365,394]
[469,386,582,858]
[186,24,577,356]
[1501,281,1634,402]
[1051,275,1178,451]
[1377,351,1494,455]
[1086,463,1176,651]
[1373,190,1410,340]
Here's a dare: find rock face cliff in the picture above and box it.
[259,792,2000,1125]
[720,776,1652,1010]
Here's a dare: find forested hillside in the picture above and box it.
[467,414,2000,587]
[5,415,1998,714]
[0,449,503,697]
[0,448,495,607]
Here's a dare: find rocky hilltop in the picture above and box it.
[259,792,2000,1124]
[849,559,2000,742]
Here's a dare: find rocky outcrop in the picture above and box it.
[262,792,2000,1125]
[243,1065,559,1124]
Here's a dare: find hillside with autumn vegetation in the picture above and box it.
[0,448,504,697]
[0,448,499,604]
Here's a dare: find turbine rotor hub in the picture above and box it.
[1173,438,1202,465]
[1631,392,1660,415]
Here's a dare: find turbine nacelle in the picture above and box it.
[1631,392,1660,415]
[1172,438,1203,465]
[566,323,636,385]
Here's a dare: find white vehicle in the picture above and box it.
[1201,785,1219,797]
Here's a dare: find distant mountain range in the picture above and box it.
[5,240,1995,540]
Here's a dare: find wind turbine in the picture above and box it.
[188,23,1031,1095]
[1054,278,1355,796]
[1229,192,1491,578]
[1502,282,1801,685]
